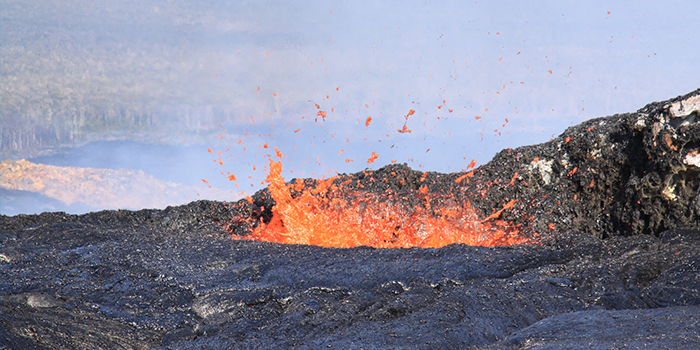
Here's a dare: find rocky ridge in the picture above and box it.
[1,89,699,349]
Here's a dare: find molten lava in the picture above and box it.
[231,151,530,248]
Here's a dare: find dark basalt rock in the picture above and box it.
[1,90,699,349]
[226,89,700,240]
[466,88,700,238]
[483,305,700,349]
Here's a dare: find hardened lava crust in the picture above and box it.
[1,89,698,349]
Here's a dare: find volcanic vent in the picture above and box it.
[225,150,529,248]
[223,89,700,246]
[2,90,699,350]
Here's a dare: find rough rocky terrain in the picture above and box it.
[1,89,699,349]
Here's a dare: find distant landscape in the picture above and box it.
[1,1,280,158]
[3,0,698,203]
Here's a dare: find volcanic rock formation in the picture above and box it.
[231,89,700,243]
[1,89,699,349]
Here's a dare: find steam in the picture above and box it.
[1,0,699,214]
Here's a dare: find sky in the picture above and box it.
[178,0,700,194]
[3,0,700,205]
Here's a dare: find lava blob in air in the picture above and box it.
[229,149,530,248]
[367,151,379,164]
[397,109,415,133]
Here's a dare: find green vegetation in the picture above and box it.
[0,0,275,157]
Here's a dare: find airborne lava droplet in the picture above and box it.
[367,151,379,164]
[482,199,519,222]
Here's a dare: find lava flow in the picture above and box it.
[230,150,530,248]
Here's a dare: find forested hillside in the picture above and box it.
[0,0,288,158]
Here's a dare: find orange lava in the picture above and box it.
[231,151,530,248]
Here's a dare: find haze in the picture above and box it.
[2,0,699,208]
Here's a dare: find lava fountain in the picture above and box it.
[230,149,530,248]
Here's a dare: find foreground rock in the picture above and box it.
[2,217,699,349]
[1,89,699,349]
[484,305,700,349]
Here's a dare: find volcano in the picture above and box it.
[1,90,699,349]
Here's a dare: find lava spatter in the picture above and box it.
[230,150,530,248]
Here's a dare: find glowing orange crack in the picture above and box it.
[229,150,530,248]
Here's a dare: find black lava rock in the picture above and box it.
[1,90,699,349]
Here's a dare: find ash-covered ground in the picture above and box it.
[2,89,699,349]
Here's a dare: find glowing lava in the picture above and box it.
[230,150,530,248]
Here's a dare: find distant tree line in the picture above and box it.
[0,0,273,157]
[0,36,239,156]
